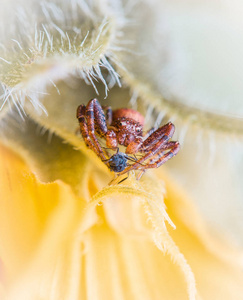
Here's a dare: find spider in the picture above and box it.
[76,98,180,179]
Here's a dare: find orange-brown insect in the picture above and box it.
[77,98,180,179]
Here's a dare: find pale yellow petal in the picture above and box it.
[156,169,243,300]
[83,222,190,300]
[0,144,87,292]
[83,172,243,300]
[1,142,243,300]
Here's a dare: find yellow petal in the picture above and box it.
[1,143,243,300]
[157,169,243,300]
[83,221,190,300]
[85,178,197,300]
[81,172,243,300]
[0,144,87,290]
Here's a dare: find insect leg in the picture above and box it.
[120,139,179,175]
[86,99,108,160]
[76,105,99,155]
[141,122,175,151]
[138,141,180,170]
[88,99,108,136]
[102,105,113,126]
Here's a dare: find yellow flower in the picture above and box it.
[1,1,243,300]
[0,141,242,300]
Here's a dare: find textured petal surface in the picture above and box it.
[0,144,87,293]
[159,170,243,300]
[1,144,243,300]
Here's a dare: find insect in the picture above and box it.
[76,98,180,179]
